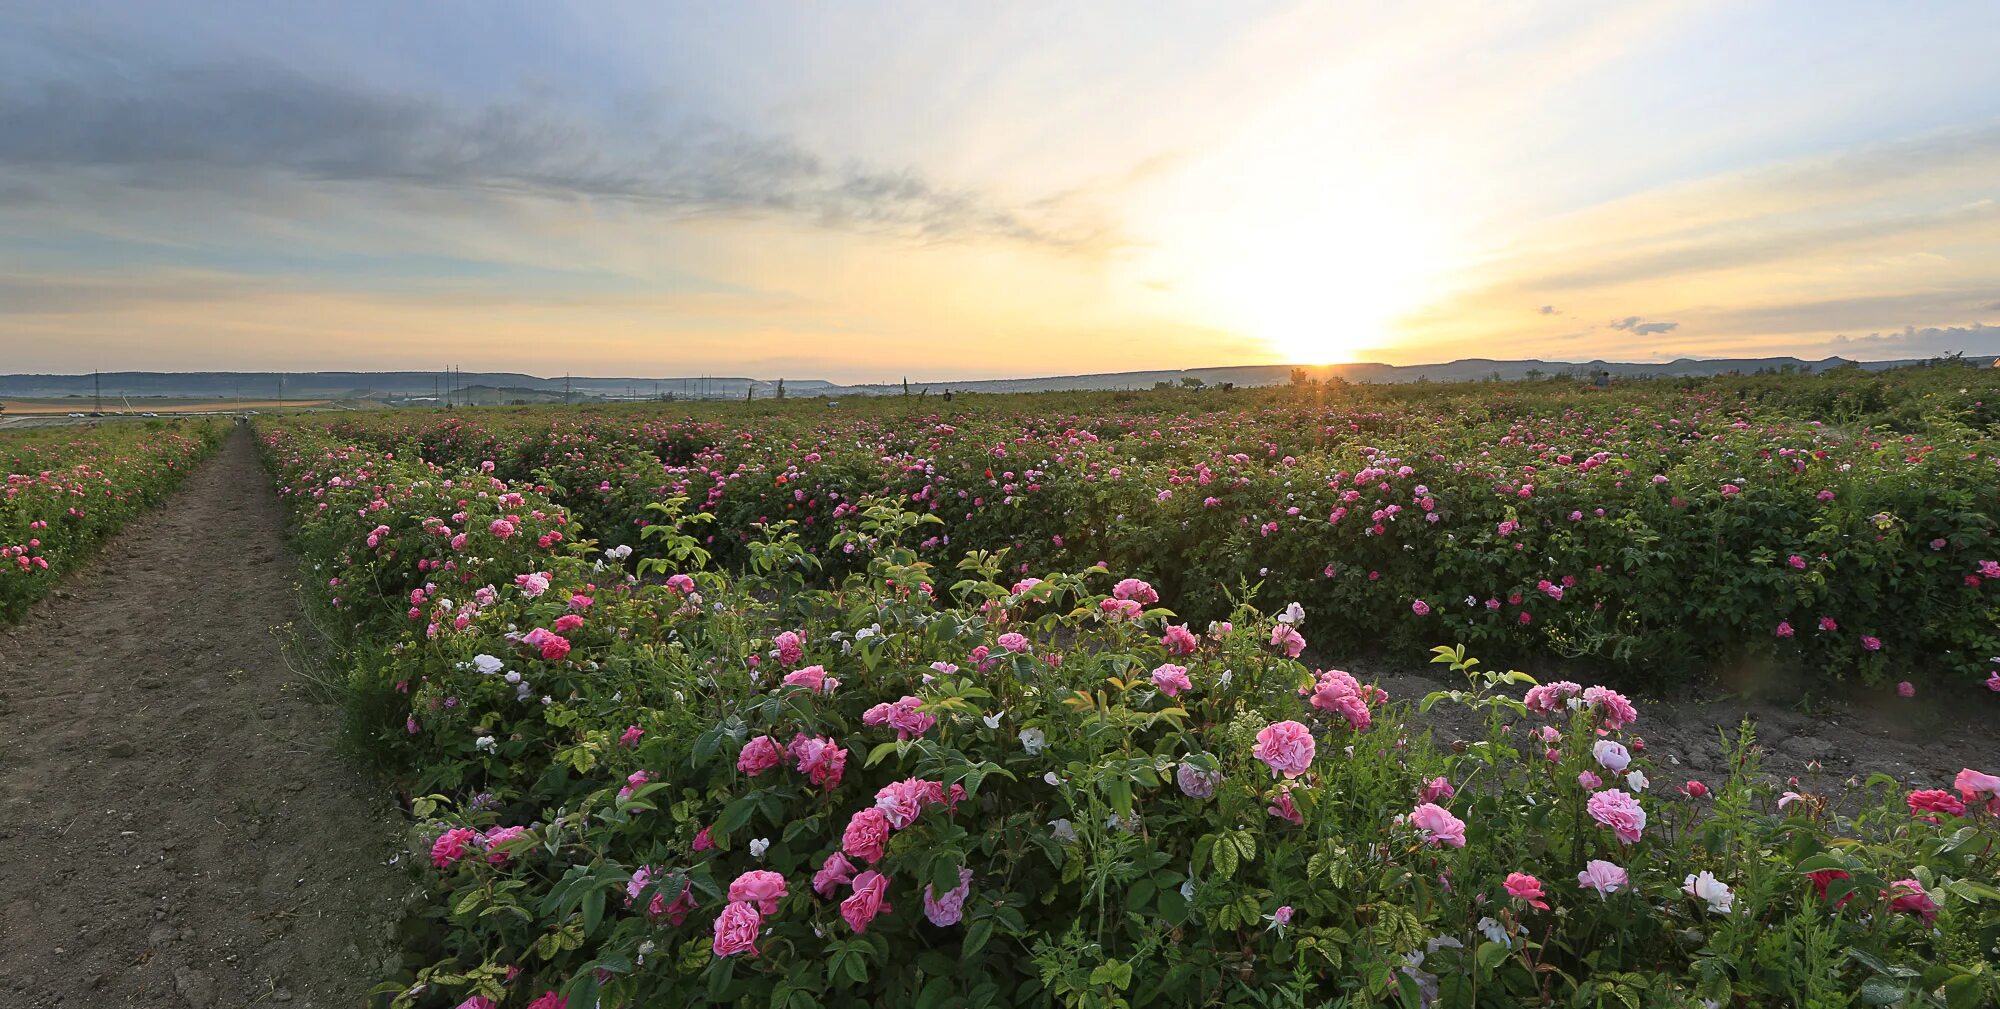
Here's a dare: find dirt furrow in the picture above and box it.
[0,427,403,1007]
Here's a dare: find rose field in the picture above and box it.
[237,367,2000,1008]
[1,419,223,621]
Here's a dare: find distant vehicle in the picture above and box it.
[67,412,86,418]
[88,412,105,417]
[141,412,159,417]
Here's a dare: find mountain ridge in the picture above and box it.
[3,354,1992,401]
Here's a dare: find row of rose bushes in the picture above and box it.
[303,372,2000,692]
[259,419,2000,1008]
[0,420,223,621]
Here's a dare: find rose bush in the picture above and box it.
[2,420,223,621]
[296,367,2000,693]
[260,418,2000,1009]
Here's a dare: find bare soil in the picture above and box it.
[1363,661,1995,795]
[0,428,404,1007]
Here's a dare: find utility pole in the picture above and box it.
[94,370,102,414]
[564,373,572,405]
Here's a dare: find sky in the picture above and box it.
[4,1,2000,382]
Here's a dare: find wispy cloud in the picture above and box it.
[0,58,1095,248]
[1609,316,1678,336]
[1826,323,2000,357]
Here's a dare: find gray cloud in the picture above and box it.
[0,60,1091,248]
[1609,316,1679,336]
[1827,323,2000,357]
[1984,301,2000,311]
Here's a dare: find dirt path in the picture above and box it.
[0,427,403,1007]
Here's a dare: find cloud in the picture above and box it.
[1609,316,1679,336]
[0,58,1094,248]
[1538,304,1557,314]
[1826,322,2000,357]
[1984,301,2000,311]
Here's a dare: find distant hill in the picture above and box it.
[3,355,1991,402]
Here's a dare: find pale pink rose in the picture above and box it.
[1409,803,1466,848]
[1267,787,1303,824]
[1592,740,1631,772]
[996,632,1030,653]
[841,870,892,933]
[1176,762,1222,799]
[728,870,787,916]
[1419,777,1454,803]
[1252,720,1316,779]
[1577,771,1602,790]
[712,900,762,957]
[1586,789,1647,844]
[1576,859,1628,897]
[922,868,975,926]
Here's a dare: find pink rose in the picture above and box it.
[813,852,857,897]
[738,735,784,776]
[618,725,644,748]
[922,868,974,926]
[874,778,939,829]
[782,665,839,694]
[1582,686,1636,730]
[1907,789,1965,823]
[1151,663,1192,697]
[1504,872,1548,909]
[712,900,763,957]
[1266,787,1303,825]
[1303,668,1373,731]
[431,827,477,869]
[1884,879,1939,925]
[841,870,893,933]
[479,825,528,865]
[728,870,788,916]
[1268,623,1305,658]
[1161,624,1199,655]
[841,807,893,864]
[1112,578,1159,604]
[1419,777,1454,804]
[1576,859,1628,897]
[1409,803,1466,848]
[788,734,848,791]
[1252,720,1316,779]
[997,632,1030,653]
[1586,789,1647,844]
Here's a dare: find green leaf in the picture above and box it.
[962,918,994,958]
[582,886,605,936]
[1088,960,1133,991]
[1859,976,1907,1006]
[1476,940,1511,972]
